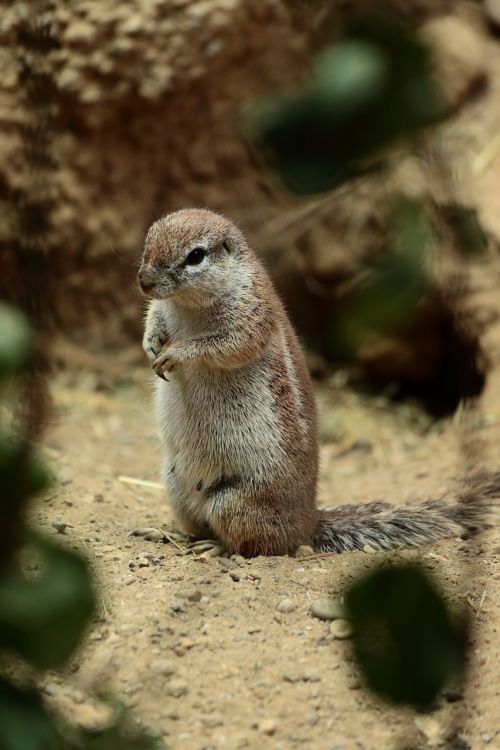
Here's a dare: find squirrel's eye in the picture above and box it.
[185,247,206,266]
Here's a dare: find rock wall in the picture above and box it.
[1,0,310,345]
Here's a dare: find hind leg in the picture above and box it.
[131,465,212,544]
[206,483,308,557]
[165,465,214,539]
[170,495,224,557]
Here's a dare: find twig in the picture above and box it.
[160,528,184,551]
[117,475,164,490]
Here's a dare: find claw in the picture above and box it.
[129,528,189,549]
[184,539,226,558]
[152,351,170,369]
[129,527,166,542]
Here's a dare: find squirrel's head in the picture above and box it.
[138,208,246,304]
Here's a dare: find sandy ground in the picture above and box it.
[30,262,500,750]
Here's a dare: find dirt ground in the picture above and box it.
[30,260,500,750]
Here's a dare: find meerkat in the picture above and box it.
[137,208,498,557]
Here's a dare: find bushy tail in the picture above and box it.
[313,471,500,553]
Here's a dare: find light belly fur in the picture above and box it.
[154,356,283,520]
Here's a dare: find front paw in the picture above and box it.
[152,343,185,378]
[142,332,168,363]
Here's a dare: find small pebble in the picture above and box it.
[295,545,315,558]
[284,669,323,683]
[330,619,353,639]
[452,739,471,750]
[229,571,240,582]
[201,548,220,559]
[52,520,71,534]
[150,658,176,677]
[415,716,445,746]
[172,638,194,656]
[58,468,74,485]
[347,675,361,690]
[201,715,223,728]
[444,690,463,703]
[310,598,345,621]
[177,588,202,602]
[277,598,296,613]
[259,718,277,736]
[165,678,188,698]
[170,599,186,613]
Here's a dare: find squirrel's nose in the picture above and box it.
[138,271,154,294]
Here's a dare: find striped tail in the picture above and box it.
[313,471,500,553]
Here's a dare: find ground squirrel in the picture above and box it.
[138,208,499,557]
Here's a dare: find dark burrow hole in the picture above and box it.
[278,271,487,419]
[355,298,488,419]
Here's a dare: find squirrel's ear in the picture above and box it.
[222,240,232,253]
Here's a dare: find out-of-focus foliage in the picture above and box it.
[442,203,489,258]
[0,305,34,378]
[247,14,444,195]
[0,305,162,750]
[0,679,61,750]
[345,565,467,710]
[0,678,161,750]
[248,9,488,417]
[335,196,429,353]
[0,535,94,670]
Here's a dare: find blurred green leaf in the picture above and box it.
[0,305,34,378]
[0,535,95,669]
[80,723,162,750]
[0,432,52,527]
[336,197,429,352]
[246,14,444,194]
[0,679,164,750]
[345,564,467,710]
[442,203,488,258]
[0,678,61,750]
[311,42,389,114]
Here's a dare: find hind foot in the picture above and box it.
[181,539,226,558]
[128,527,189,546]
